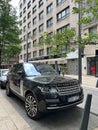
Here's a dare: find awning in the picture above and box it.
[29,58,67,64]
[67,50,78,59]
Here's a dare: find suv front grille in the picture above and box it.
[56,82,80,96]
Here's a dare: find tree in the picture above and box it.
[0,0,22,68]
[39,28,77,57]
[73,0,98,45]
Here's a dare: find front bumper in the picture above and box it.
[38,89,84,112]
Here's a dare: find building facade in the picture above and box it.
[82,22,98,76]
[18,0,78,64]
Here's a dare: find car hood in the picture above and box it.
[26,75,78,84]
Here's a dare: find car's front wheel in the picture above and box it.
[25,93,40,120]
[6,82,12,96]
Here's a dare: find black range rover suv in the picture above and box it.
[6,62,83,120]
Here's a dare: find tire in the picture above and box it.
[0,82,3,89]
[6,82,12,96]
[1,82,5,89]
[25,93,41,120]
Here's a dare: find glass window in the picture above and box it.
[28,42,31,48]
[2,70,9,76]
[23,35,27,41]
[89,26,97,34]
[39,0,43,7]
[27,1,31,9]
[33,51,37,57]
[20,12,22,18]
[39,49,44,56]
[57,24,70,32]
[24,63,41,76]
[33,39,37,47]
[39,24,44,32]
[24,54,27,60]
[57,6,70,21]
[24,63,57,76]
[33,17,37,25]
[47,47,52,55]
[39,11,44,20]
[47,3,53,14]
[39,36,43,44]
[32,5,37,14]
[20,3,22,9]
[20,20,22,27]
[28,53,31,59]
[23,0,26,4]
[32,0,35,3]
[23,26,26,32]
[23,7,26,14]
[57,0,65,5]
[47,17,53,28]
[24,44,27,50]
[33,28,37,36]
[27,11,31,19]
[28,22,31,28]
[23,16,26,23]
[27,32,31,38]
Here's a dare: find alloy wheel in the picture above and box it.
[25,94,38,118]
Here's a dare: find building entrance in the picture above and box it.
[87,57,96,76]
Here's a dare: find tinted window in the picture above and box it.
[23,63,57,76]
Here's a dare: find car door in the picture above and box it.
[12,64,24,95]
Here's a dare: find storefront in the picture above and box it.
[87,57,96,75]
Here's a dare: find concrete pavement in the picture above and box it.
[0,75,98,130]
[66,74,98,88]
[0,90,32,130]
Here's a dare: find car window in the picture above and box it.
[35,64,58,75]
[23,63,41,76]
[2,70,9,76]
[23,63,58,76]
[10,64,23,75]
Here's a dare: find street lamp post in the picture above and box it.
[26,31,28,62]
[73,1,82,84]
[78,0,82,84]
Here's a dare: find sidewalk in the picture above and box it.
[0,91,32,130]
[66,74,98,88]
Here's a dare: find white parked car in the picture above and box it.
[0,69,9,89]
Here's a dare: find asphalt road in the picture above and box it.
[1,88,98,130]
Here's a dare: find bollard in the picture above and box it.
[80,94,92,130]
[96,79,98,88]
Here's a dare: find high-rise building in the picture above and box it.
[19,0,78,64]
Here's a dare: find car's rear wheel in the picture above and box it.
[6,82,12,96]
[25,93,40,120]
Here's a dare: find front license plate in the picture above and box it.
[68,95,79,103]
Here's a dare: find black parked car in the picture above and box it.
[6,62,83,120]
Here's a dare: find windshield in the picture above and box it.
[23,63,58,76]
[2,70,9,76]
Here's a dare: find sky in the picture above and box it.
[10,0,20,8]
[10,0,20,15]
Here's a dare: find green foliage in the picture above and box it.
[2,45,21,62]
[73,0,98,45]
[0,0,22,63]
[40,28,76,57]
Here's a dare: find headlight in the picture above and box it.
[49,88,57,93]
[38,86,57,94]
